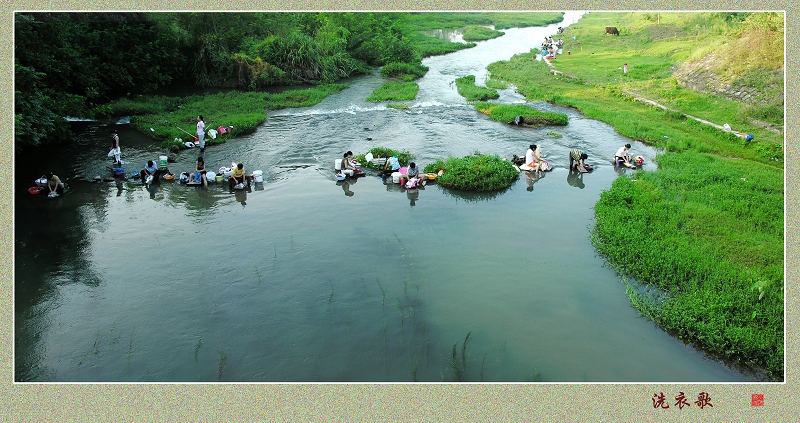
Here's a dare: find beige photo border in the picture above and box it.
[1,2,795,421]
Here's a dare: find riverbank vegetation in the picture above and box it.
[424,154,518,192]
[593,151,783,379]
[487,11,784,379]
[380,62,430,82]
[474,102,569,127]
[405,12,564,31]
[114,84,348,151]
[367,82,420,102]
[462,26,504,41]
[354,147,412,169]
[454,75,499,101]
[16,12,567,149]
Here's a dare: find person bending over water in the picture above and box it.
[46,172,65,195]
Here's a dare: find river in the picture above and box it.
[14,12,759,382]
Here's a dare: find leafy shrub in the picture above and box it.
[354,147,412,169]
[423,154,518,191]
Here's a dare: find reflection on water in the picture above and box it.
[14,12,758,382]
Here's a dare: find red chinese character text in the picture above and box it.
[652,392,670,409]
[674,392,690,410]
[695,392,713,409]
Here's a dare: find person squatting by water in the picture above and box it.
[197,115,205,153]
[400,162,424,187]
[570,148,590,172]
[229,163,251,191]
[383,155,401,176]
[108,129,121,165]
[615,143,633,167]
[141,160,172,184]
[47,172,65,195]
[522,144,544,174]
[194,156,208,187]
[341,151,358,176]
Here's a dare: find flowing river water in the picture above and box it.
[14,12,760,382]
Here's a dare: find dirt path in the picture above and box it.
[541,57,750,139]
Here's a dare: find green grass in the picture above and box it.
[592,151,783,379]
[473,102,568,126]
[354,147,412,170]
[487,53,781,163]
[407,12,564,31]
[366,82,419,102]
[462,26,504,41]
[381,62,430,82]
[423,154,518,192]
[119,84,348,151]
[410,32,476,58]
[454,75,499,101]
[487,11,783,161]
[484,78,508,89]
[487,11,784,380]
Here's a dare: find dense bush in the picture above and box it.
[354,147,412,169]
[423,154,519,191]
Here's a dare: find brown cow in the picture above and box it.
[605,27,620,35]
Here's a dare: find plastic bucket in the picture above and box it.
[334,159,342,170]
[253,170,263,183]
[159,155,168,166]
[215,175,223,183]
[392,172,401,184]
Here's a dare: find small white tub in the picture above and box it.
[391,172,401,184]
[334,159,342,170]
[253,170,263,183]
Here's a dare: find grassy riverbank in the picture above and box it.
[487,12,784,379]
[406,12,564,31]
[114,85,348,150]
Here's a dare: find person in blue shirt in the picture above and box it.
[383,155,401,176]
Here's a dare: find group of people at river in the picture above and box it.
[104,115,207,168]
[541,36,564,59]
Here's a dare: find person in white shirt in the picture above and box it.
[615,143,632,167]
[197,115,206,153]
